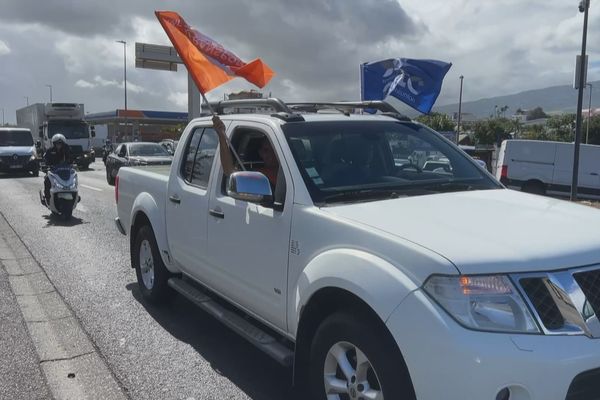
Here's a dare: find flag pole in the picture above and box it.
[199,90,246,171]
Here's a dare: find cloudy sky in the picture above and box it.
[0,0,599,123]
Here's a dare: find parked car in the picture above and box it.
[105,142,172,185]
[0,127,40,176]
[115,99,600,400]
[496,139,600,199]
[159,139,179,155]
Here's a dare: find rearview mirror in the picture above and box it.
[35,141,42,149]
[227,171,273,205]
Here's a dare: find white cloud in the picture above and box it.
[75,79,95,88]
[0,40,10,55]
[167,92,187,108]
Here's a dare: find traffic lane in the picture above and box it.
[0,174,298,399]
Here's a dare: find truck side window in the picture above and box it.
[181,127,218,188]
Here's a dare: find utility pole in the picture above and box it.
[1,108,4,126]
[571,0,590,201]
[24,96,29,106]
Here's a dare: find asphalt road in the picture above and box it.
[0,161,297,400]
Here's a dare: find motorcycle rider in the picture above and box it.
[44,134,71,202]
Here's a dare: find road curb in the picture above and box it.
[0,214,128,400]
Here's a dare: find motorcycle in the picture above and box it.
[39,163,80,220]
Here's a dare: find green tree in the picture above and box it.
[585,115,600,145]
[545,114,575,142]
[526,107,548,121]
[472,118,513,145]
[416,112,455,131]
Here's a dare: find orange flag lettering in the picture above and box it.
[155,11,275,94]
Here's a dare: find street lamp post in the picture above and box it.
[116,40,128,141]
[571,0,590,201]
[1,108,4,126]
[116,40,127,110]
[24,96,29,106]
[586,83,592,144]
[45,84,53,102]
[457,75,464,144]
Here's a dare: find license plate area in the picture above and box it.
[57,193,74,200]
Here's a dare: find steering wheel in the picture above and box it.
[397,162,422,173]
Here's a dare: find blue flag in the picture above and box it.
[361,58,452,114]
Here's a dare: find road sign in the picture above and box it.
[135,42,202,120]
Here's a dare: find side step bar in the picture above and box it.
[167,277,294,367]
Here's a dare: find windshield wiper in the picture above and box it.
[321,189,407,204]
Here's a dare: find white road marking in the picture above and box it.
[77,204,88,213]
[80,184,103,192]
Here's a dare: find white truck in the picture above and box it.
[16,103,96,169]
[497,139,600,199]
[115,99,600,400]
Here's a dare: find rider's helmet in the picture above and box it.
[51,134,67,146]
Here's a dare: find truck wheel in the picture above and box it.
[132,225,172,305]
[522,181,546,195]
[309,311,415,400]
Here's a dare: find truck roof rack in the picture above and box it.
[204,98,411,122]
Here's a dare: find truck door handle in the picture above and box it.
[209,209,224,219]
[169,195,181,204]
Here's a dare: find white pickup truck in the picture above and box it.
[115,99,600,400]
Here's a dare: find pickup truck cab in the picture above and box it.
[116,99,600,400]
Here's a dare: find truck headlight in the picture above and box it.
[424,275,540,333]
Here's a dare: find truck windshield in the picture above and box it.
[48,122,88,139]
[129,143,170,156]
[283,120,501,205]
[0,130,33,146]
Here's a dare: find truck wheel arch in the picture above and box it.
[290,249,419,387]
[129,193,175,272]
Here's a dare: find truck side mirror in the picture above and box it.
[227,171,273,206]
[90,125,96,138]
[35,141,42,150]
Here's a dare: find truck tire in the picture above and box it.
[132,225,173,305]
[522,180,546,196]
[309,311,416,400]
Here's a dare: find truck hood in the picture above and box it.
[0,146,34,156]
[322,189,600,274]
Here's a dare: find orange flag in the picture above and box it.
[155,11,275,94]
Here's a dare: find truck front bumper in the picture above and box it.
[386,290,600,400]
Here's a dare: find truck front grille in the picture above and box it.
[566,367,600,400]
[574,270,600,316]
[513,266,600,337]
[0,155,31,165]
[519,278,565,330]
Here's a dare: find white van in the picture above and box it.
[0,127,40,176]
[496,139,600,199]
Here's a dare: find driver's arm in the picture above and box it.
[212,115,236,176]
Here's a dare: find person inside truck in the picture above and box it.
[43,134,71,201]
[212,115,279,188]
